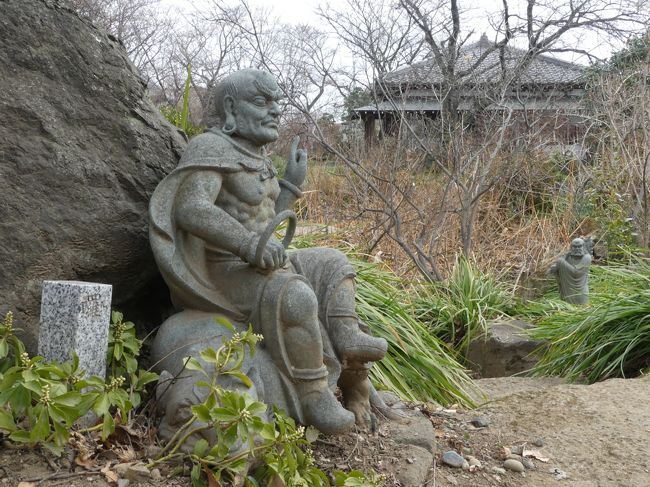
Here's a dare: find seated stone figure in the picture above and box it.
[549,237,592,305]
[149,69,388,442]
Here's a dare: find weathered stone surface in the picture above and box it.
[390,407,436,454]
[0,0,185,351]
[395,444,433,486]
[38,281,112,378]
[467,319,542,377]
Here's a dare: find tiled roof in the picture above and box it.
[383,35,585,86]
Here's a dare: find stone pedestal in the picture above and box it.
[38,281,112,379]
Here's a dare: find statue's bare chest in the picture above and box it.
[219,170,280,207]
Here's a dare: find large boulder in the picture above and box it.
[0,0,186,351]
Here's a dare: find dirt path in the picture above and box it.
[434,375,650,487]
[1,375,649,486]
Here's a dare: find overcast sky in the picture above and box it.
[161,0,628,64]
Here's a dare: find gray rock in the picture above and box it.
[38,281,112,379]
[491,467,506,475]
[117,480,130,487]
[442,450,466,468]
[395,444,433,487]
[467,319,542,377]
[114,462,133,477]
[0,0,186,352]
[522,457,535,469]
[467,456,482,468]
[510,444,524,455]
[503,459,525,473]
[471,415,490,427]
[533,437,545,447]
[124,464,150,482]
[390,408,436,454]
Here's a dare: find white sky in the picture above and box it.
[161,0,630,65]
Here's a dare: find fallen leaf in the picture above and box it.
[201,463,222,487]
[75,455,96,469]
[101,463,118,484]
[523,449,550,462]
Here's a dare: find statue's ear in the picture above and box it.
[222,95,237,135]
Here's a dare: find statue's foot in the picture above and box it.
[333,325,387,363]
[297,380,355,435]
[338,367,374,431]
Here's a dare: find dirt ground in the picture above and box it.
[1,375,649,486]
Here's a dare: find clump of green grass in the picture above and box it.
[290,231,479,406]
[353,259,478,406]
[530,256,650,383]
[414,257,514,359]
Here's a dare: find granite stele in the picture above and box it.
[149,69,392,445]
[38,281,112,379]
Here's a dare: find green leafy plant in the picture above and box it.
[0,310,158,454]
[415,257,514,359]
[151,318,379,486]
[160,64,204,138]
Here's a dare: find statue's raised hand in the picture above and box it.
[284,136,307,188]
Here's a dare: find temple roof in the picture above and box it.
[383,34,586,86]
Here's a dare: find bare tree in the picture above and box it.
[69,0,172,74]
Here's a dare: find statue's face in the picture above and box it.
[231,75,282,146]
[570,239,585,257]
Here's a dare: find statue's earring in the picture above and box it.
[222,113,236,135]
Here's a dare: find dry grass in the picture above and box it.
[301,148,582,289]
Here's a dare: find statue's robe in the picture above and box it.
[554,253,591,305]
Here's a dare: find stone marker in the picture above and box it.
[38,281,112,378]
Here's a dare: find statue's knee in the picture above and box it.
[281,280,318,326]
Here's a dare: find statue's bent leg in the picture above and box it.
[259,274,354,434]
[327,278,387,363]
[327,278,388,429]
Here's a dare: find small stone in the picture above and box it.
[461,460,470,470]
[115,462,133,477]
[445,475,458,486]
[504,459,525,473]
[506,454,523,461]
[461,446,472,455]
[491,467,506,475]
[471,415,489,428]
[533,437,545,447]
[522,458,535,470]
[118,480,130,487]
[442,450,466,468]
[151,468,162,480]
[467,456,482,468]
[510,444,524,455]
[124,464,151,482]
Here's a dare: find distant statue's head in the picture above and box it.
[204,69,282,147]
[569,238,586,257]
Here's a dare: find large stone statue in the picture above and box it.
[149,69,388,443]
[549,238,592,305]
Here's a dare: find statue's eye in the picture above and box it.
[253,97,267,106]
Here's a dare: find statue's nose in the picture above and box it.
[269,101,280,117]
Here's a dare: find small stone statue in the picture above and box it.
[549,238,592,305]
[149,69,390,445]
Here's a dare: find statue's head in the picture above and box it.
[570,238,586,257]
[204,69,282,147]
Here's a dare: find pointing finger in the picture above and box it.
[289,135,300,163]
